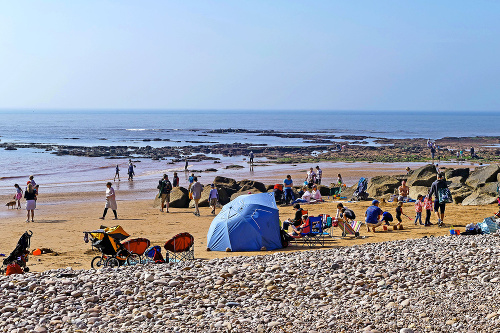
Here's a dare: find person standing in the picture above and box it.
[185,158,188,171]
[190,177,203,216]
[24,184,36,222]
[14,184,23,209]
[470,147,475,158]
[414,195,424,225]
[127,161,135,181]
[428,173,449,227]
[188,173,195,190]
[158,174,172,213]
[315,166,322,185]
[114,165,120,181]
[172,172,179,187]
[423,195,433,226]
[306,168,316,188]
[249,151,254,165]
[209,184,219,214]
[337,174,343,186]
[100,182,117,220]
[430,146,436,163]
[283,175,294,205]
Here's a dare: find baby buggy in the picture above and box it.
[84,225,141,268]
[353,177,369,201]
[0,230,33,274]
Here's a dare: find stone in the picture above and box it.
[409,186,430,199]
[169,187,190,208]
[466,164,500,187]
[144,273,155,282]
[462,191,498,206]
[367,175,400,197]
[444,168,469,182]
[407,164,437,187]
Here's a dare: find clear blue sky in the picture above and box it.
[1,1,499,111]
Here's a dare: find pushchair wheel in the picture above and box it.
[23,267,29,273]
[106,257,120,268]
[91,256,106,269]
[126,253,141,266]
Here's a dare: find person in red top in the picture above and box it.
[414,194,424,225]
[423,195,434,226]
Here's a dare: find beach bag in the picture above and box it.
[5,263,23,276]
[438,187,453,204]
[479,217,498,234]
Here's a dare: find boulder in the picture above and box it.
[450,186,474,204]
[409,186,429,199]
[318,185,330,196]
[465,164,500,187]
[265,184,275,191]
[213,176,239,191]
[169,187,190,208]
[367,176,400,197]
[340,183,358,199]
[230,188,262,201]
[447,177,466,186]
[407,164,437,187]
[477,182,499,196]
[444,168,469,181]
[237,179,267,193]
[462,191,498,206]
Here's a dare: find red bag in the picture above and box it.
[5,263,23,276]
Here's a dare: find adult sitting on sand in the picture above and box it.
[428,173,449,227]
[398,180,410,202]
[365,200,384,232]
[292,187,311,204]
[311,185,323,202]
[190,177,203,216]
[100,182,117,220]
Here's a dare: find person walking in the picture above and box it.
[428,173,449,227]
[157,174,172,213]
[209,184,219,214]
[24,184,36,222]
[249,151,254,165]
[190,177,203,216]
[128,160,135,181]
[14,184,23,209]
[188,173,195,190]
[114,165,120,181]
[99,182,117,220]
[185,158,188,171]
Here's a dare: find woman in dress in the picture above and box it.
[14,184,23,209]
[99,182,118,220]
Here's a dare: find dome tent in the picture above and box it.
[207,192,282,252]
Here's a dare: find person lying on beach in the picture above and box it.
[365,200,383,232]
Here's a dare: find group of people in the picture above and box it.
[113,160,136,182]
[12,175,39,222]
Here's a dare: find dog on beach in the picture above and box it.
[6,201,17,209]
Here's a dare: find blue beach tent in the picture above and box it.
[207,192,282,252]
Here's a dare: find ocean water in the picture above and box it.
[0,110,497,198]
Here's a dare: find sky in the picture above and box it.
[0,1,499,111]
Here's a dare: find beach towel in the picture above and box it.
[478,217,498,234]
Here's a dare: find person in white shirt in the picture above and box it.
[306,168,316,187]
[100,182,117,220]
[315,166,322,185]
[292,187,311,204]
[311,185,323,202]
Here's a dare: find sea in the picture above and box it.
[0,110,498,199]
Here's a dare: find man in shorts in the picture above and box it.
[158,174,172,213]
[428,173,448,227]
[209,184,219,214]
[365,200,384,232]
[398,180,410,202]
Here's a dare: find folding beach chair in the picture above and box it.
[336,219,361,238]
[290,216,326,247]
[164,232,195,262]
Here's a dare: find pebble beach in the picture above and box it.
[2,234,500,332]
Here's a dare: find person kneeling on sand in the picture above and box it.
[365,200,383,232]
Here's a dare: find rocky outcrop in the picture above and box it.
[169,187,190,208]
[450,186,474,204]
[409,186,430,199]
[445,168,469,182]
[237,180,267,193]
[407,164,437,187]
[230,188,263,201]
[461,191,498,206]
[367,176,400,197]
[465,164,500,187]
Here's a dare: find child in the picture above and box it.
[395,202,404,229]
[14,184,23,209]
[423,195,433,226]
[415,194,424,225]
[209,184,219,215]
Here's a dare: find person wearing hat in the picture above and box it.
[157,174,172,213]
[365,199,384,232]
[209,184,219,215]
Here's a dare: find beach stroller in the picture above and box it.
[0,230,33,274]
[84,225,140,268]
[353,178,369,201]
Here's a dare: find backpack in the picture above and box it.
[438,187,453,204]
[145,246,165,263]
[5,263,23,276]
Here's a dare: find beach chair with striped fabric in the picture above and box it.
[337,219,361,238]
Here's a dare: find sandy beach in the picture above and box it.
[0,162,495,272]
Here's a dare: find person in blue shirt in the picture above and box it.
[283,175,294,205]
[365,200,383,232]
